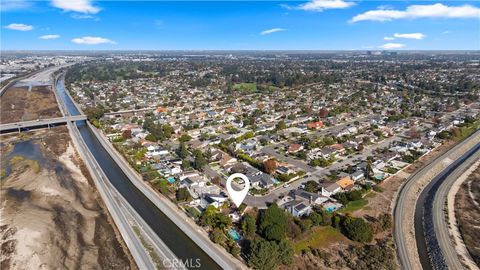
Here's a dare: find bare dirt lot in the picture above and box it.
[455,165,480,267]
[0,127,132,269]
[0,85,61,124]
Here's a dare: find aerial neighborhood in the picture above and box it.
[61,53,479,268]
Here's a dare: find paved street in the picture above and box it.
[432,147,480,269]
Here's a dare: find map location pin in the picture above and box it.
[226,173,250,208]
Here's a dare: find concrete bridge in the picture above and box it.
[0,115,87,133]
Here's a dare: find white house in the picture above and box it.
[321,183,342,197]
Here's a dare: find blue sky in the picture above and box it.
[1,0,479,50]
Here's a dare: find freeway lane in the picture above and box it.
[415,142,480,270]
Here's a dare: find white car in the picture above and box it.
[283,183,290,188]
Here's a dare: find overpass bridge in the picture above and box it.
[0,115,87,133]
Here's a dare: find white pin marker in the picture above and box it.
[226,173,250,207]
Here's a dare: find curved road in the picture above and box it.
[415,143,480,269]
[432,146,480,269]
[394,130,480,270]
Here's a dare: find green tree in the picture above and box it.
[247,238,293,269]
[199,205,218,228]
[332,215,341,229]
[176,187,191,202]
[334,192,349,205]
[177,142,189,158]
[210,227,226,245]
[162,124,174,138]
[179,134,192,142]
[277,239,294,266]
[247,238,280,270]
[319,209,333,226]
[181,159,191,170]
[215,213,232,229]
[309,212,322,226]
[230,244,241,257]
[259,204,288,241]
[154,180,169,195]
[193,150,207,170]
[276,120,286,130]
[145,134,156,142]
[241,214,256,239]
[299,219,313,232]
[304,180,319,193]
[343,217,373,243]
[347,190,363,201]
[286,219,302,239]
[84,106,105,122]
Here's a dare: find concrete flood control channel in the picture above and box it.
[55,77,221,270]
[414,142,480,270]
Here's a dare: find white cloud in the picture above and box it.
[442,30,451,34]
[39,34,60,40]
[297,0,355,11]
[51,0,100,14]
[71,36,115,45]
[4,23,33,31]
[379,43,405,49]
[261,28,286,35]
[351,3,480,22]
[384,36,395,41]
[393,33,426,40]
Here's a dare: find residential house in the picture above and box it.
[351,170,365,182]
[307,121,324,130]
[251,173,275,189]
[288,143,303,153]
[201,193,228,209]
[322,183,342,197]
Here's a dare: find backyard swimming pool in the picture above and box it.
[325,206,336,213]
[229,228,241,241]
